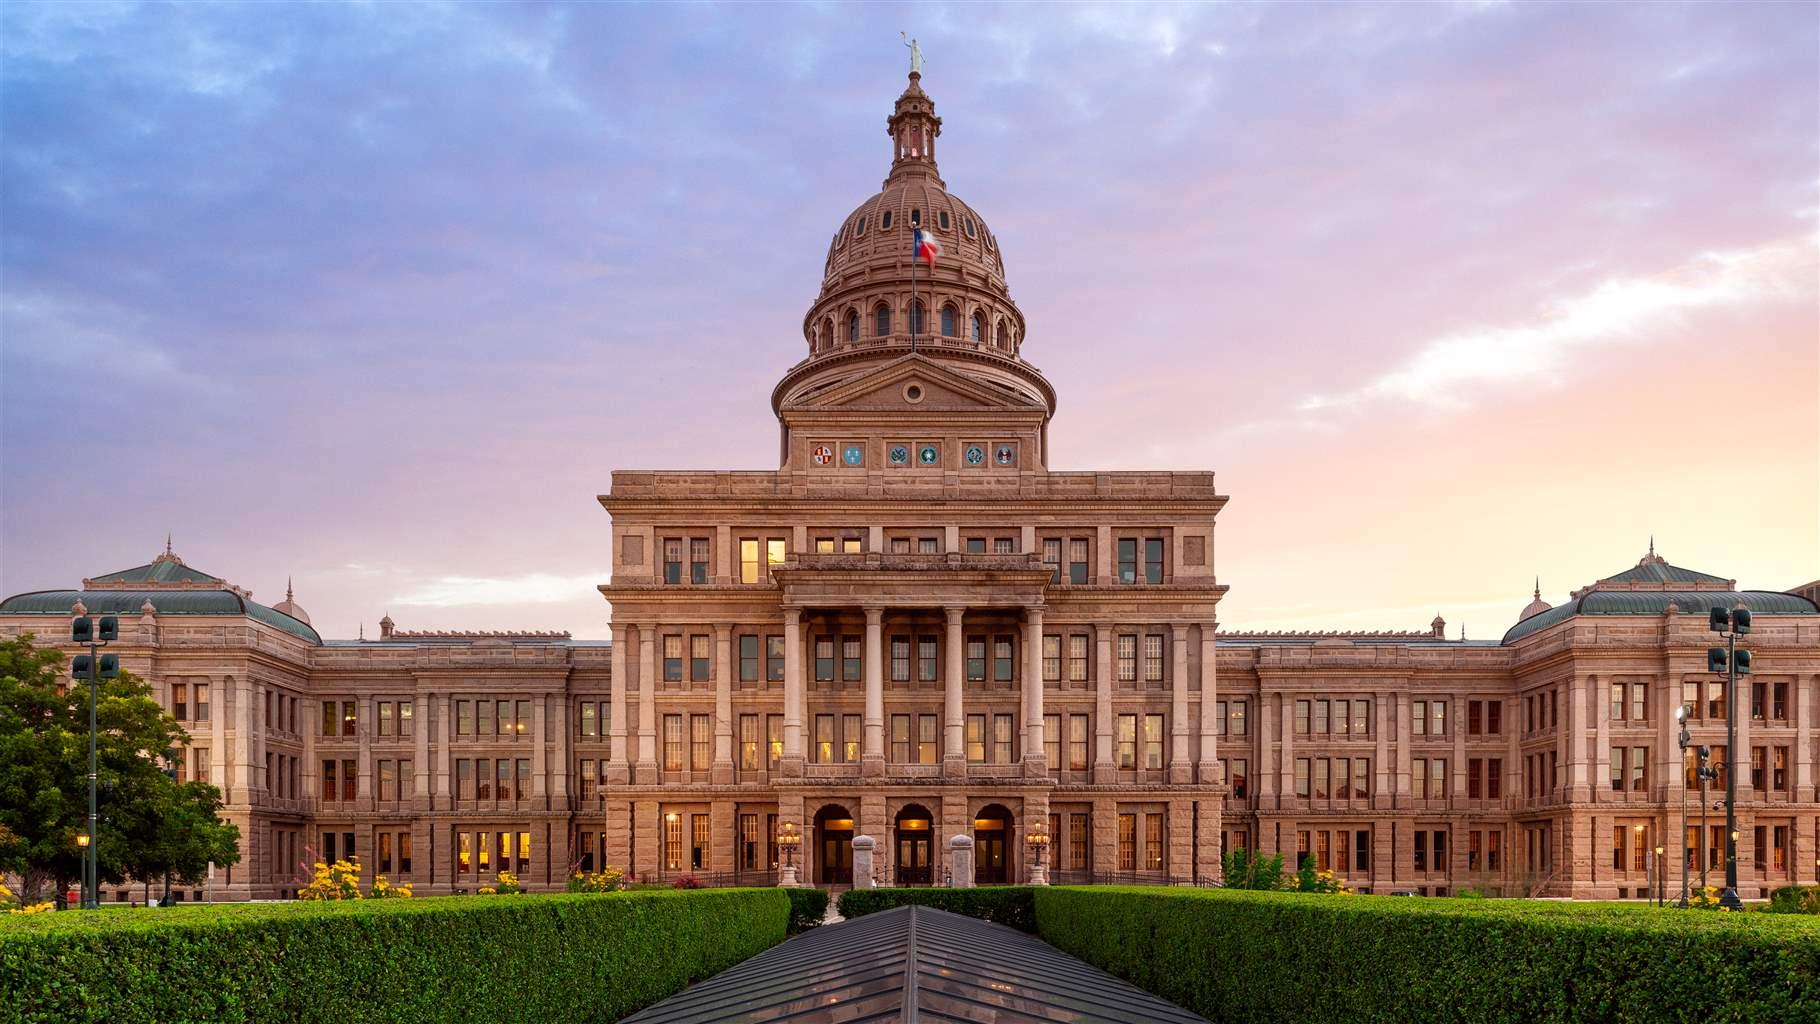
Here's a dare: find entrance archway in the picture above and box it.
[814,804,854,885]
[974,804,1012,884]
[894,804,935,886]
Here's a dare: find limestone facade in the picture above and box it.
[3,74,1817,901]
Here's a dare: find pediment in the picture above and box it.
[781,354,1046,415]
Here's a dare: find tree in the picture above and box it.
[0,633,239,902]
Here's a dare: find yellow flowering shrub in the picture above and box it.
[369,875,412,899]
[299,858,365,901]
[0,882,54,914]
[492,871,523,895]
[567,867,626,893]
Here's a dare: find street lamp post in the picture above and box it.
[1654,846,1666,907]
[776,822,802,888]
[70,612,120,911]
[1697,744,1714,896]
[1708,606,1752,910]
[1025,824,1051,886]
[1676,706,1692,907]
[1634,823,1649,906]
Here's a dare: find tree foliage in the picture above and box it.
[0,633,239,902]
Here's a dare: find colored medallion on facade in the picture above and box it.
[812,445,835,466]
[995,445,1015,466]
[965,446,985,465]
[842,444,865,467]
[919,445,939,465]
[890,445,910,466]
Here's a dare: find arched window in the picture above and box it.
[847,311,860,342]
[856,215,867,237]
[938,210,951,231]
[941,304,957,338]
[881,210,893,230]
[821,317,834,351]
[970,313,983,342]
[875,304,891,338]
[964,217,976,238]
[995,320,1008,350]
[910,300,926,336]
[910,208,921,227]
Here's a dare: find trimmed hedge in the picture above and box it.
[1033,887,1820,1023]
[0,888,788,1024]
[785,886,829,932]
[1769,885,1820,914]
[837,886,1038,931]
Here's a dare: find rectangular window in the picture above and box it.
[690,714,710,771]
[767,715,783,770]
[1144,538,1164,584]
[842,536,862,554]
[1487,758,1501,799]
[1145,813,1164,870]
[917,714,937,764]
[378,759,395,802]
[690,635,711,682]
[767,538,787,575]
[1708,680,1726,720]
[1044,713,1061,766]
[323,699,338,737]
[918,636,938,682]
[1353,757,1367,798]
[815,537,835,553]
[993,713,1014,763]
[1118,814,1137,870]
[498,759,511,802]
[739,635,760,682]
[814,714,835,764]
[1413,700,1426,736]
[918,537,939,554]
[1314,699,1330,735]
[1069,813,1089,870]
[663,538,683,584]
[1487,700,1501,734]
[740,539,760,584]
[1611,681,1625,722]
[1469,699,1482,735]
[841,713,860,762]
[815,638,835,682]
[1142,713,1164,770]
[842,637,862,682]
[766,635,785,681]
[1751,746,1766,790]
[1117,714,1137,769]
[1412,758,1427,800]
[1752,682,1766,721]
[966,714,987,763]
[1117,539,1138,584]
[966,639,987,682]
[1295,757,1311,798]
[1068,635,1089,682]
[1117,635,1136,682]
[456,759,472,801]
[1468,758,1482,799]
[1043,538,1062,582]
[195,683,210,722]
[966,537,987,554]
[343,701,358,737]
[1431,700,1447,736]
[891,637,911,682]
[891,714,910,763]
[1042,635,1062,681]
[1230,757,1249,799]
[341,759,356,802]
[992,636,1015,683]
[1069,538,1090,584]
[173,683,188,721]
[1069,714,1089,770]
[689,538,709,583]
[1630,745,1646,791]
[1314,757,1329,800]
[663,714,684,771]
[1415,831,1428,872]
[1773,746,1788,792]
[457,700,473,736]
[479,700,497,738]
[378,701,394,737]
[1142,634,1164,684]
[890,537,910,554]
[1350,699,1366,736]
[739,713,760,771]
[578,758,597,800]
[993,536,1015,554]
[1294,699,1309,735]
[398,700,412,737]
[663,635,684,682]
[1430,758,1446,799]
[321,759,336,801]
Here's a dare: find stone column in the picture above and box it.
[1093,625,1114,781]
[943,606,966,778]
[1197,626,1218,783]
[435,695,451,811]
[1593,674,1611,803]
[531,698,549,802]
[414,694,431,803]
[1373,693,1390,810]
[1733,678,1753,801]
[1257,695,1277,803]
[1277,692,1294,810]
[782,609,805,775]
[551,696,570,805]
[250,682,266,794]
[636,627,658,783]
[863,607,886,777]
[356,695,372,807]
[232,676,253,799]
[1024,607,1046,774]
[1567,674,1590,801]
[1170,625,1190,784]
[608,624,629,783]
[210,678,226,790]
[713,625,734,784]
[852,835,876,889]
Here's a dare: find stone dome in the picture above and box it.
[800,72,1028,365]
[271,577,311,625]
[1519,580,1551,622]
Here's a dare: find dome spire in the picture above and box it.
[885,54,943,187]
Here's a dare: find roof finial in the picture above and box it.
[164,533,174,557]
[1649,534,1655,558]
[286,576,294,602]
[1534,577,1541,600]
[358,622,365,640]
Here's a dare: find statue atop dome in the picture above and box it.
[901,32,923,75]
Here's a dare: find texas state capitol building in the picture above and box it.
[5,72,1819,903]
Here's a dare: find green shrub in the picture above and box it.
[0,888,788,1024]
[785,887,828,933]
[1033,886,1820,1023]
[1220,848,1284,890]
[1768,886,1820,914]
[836,886,1037,931]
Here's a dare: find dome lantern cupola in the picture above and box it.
[885,72,944,188]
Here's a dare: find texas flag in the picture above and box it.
[913,227,942,267]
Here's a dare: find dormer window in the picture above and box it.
[857,215,867,237]
[964,217,977,238]
[910,208,921,227]
[881,210,893,230]
[938,210,950,231]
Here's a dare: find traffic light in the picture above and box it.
[72,616,93,643]
[98,654,119,679]
[1708,647,1728,674]
[98,616,119,642]
[1733,650,1752,675]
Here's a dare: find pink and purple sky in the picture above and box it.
[3,2,1816,641]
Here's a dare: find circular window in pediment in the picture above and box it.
[904,382,925,403]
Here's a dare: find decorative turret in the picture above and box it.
[1520,578,1552,621]
[885,72,943,187]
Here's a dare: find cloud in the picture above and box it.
[1296,237,1817,414]
[391,572,608,608]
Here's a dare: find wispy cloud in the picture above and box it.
[1298,238,1816,414]
[391,572,608,608]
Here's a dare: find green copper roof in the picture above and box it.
[1502,590,1817,644]
[88,558,220,585]
[1599,561,1732,585]
[0,589,321,644]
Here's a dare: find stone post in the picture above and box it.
[949,834,975,888]
[852,835,876,889]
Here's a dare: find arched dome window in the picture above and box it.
[846,311,860,343]
[821,316,834,352]
[874,304,891,338]
[910,299,926,336]
[969,313,983,343]
[994,320,1008,350]
[964,217,976,238]
[941,304,957,338]
[881,210,893,230]
[856,215,867,237]
[938,210,950,230]
[910,208,921,227]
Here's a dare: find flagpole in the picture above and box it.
[911,229,919,353]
